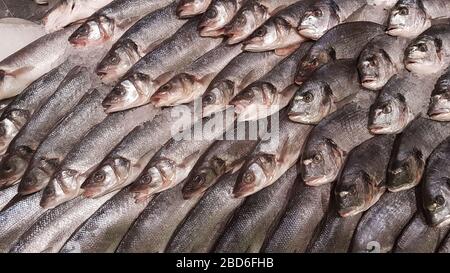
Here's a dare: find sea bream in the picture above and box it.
[177,0,212,18]
[199,0,248,37]
[102,19,222,113]
[428,67,450,121]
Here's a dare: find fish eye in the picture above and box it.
[206,7,218,18]
[113,87,126,96]
[311,59,319,67]
[109,54,119,65]
[160,83,171,92]
[243,171,254,184]
[382,104,392,114]
[303,92,314,103]
[78,25,90,35]
[203,93,216,104]
[237,15,246,25]
[93,171,106,182]
[313,153,322,163]
[435,195,445,207]
[398,7,409,16]
[254,27,267,37]
[2,163,11,172]
[313,9,323,17]
[418,43,428,52]
[242,90,254,99]
[193,174,205,184]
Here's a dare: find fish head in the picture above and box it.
[423,178,450,227]
[202,80,235,117]
[298,3,339,40]
[405,36,444,74]
[302,139,345,186]
[387,149,424,192]
[295,48,335,84]
[387,0,428,38]
[358,47,396,90]
[0,146,33,189]
[96,40,140,83]
[42,0,77,32]
[231,82,276,121]
[233,154,276,198]
[182,157,226,199]
[428,78,450,121]
[336,171,374,217]
[369,94,410,134]
[40,168,79,208]
[199,0,235,36]
[82,157,130,198]
[243,17,291,52]
[69,16,115,47]
[224,2,267,44]
[288,81,333,124]
[18,157,59,195]
[0,109,30,154]
[177,0,209,18]
[151,73,196,107]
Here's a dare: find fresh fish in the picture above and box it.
[262,182,331,253]
[42,0,114,32]
[18,88,110,195]
[231,43,312,121]
[0,26,77,99]
[166,172,244,253]
[335,135,395,217]
[116,181,201,253]
[243,0,314,52]
[201,50,284,117]
[428,67,450,121]
[0,66,92,190]
[0,184,17,211]
[301,91,376,186]
[368,72,438,135]
[295,22,385,84]
[345,4,390,25]
[40,104,159,209]
[298,0,366,40]
[289,59,362,124]
[177,0,212,18]
[387,0,450,38]
[213,166,296,253]
[69,0,173,47]
[351,189,417,253]
[358,34,411,90]
[404,24,450,75]
[199,0,247,37]
[151,43,242,107]
[102,19,222,113]
[96,2,187,83]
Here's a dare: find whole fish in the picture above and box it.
[18,88,110,195]
[295,22,385,84]
[151,43,242,107]
[0,26,76,100]
[166,172,244,253]
[0,66,92,189]
[177,0,212,18]
[102,19,222,113]
[199,0,247,37]
[289,59,362,125]
[404,24,450,75]
[368,72,437,135]
[201,51,284,117]
[68,0,173,47]
[358,34,410,90]
[213,166,296,253]
[298,0,366,40]
[301,91,376,186]
[116,181,201,253]
[40,104,159,209]
[224,0,299,44]
[96,2,187,83]
[0,184,17,211]
[387,117,450,192]
[387,0,450,38]
[262,182,331,253]
[351,189,417,253]
[428,68,450,121]
[231,43,312,121]
[335,135,395,217]
[42,0,114,32]
[345,4,390,25]
[243,0,314,53]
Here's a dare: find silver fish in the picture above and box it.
[177,0,212,18]
[345,4,390,25]
[0,184,17,211]
[428,67,450,121]
[199,0,247,37]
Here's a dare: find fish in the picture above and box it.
[298,0,366,40]
[394,211,450,253]
[40,104,159,209]
[345,4,390,25]
[177,0,212,18]
[213,166,296,253]
[199,0,247,37]
[116,181,201,253]
[96,2,187,83]
[295,22,385,84]
[166,172,244,253]
[224,0,299,44]
[387,117,450,193]
[0,184,17,211]
[102,19,222,113]
[242,0,315,52]
[289,59,362,125]
[233,116,312,198]
[231,42,312,121]
[428,67,450,121]
[0,25,77,100]
[357,34,411,90]
[151,43,242,107]
[68,0,174,47]
[18,88,110,196]
[335,135,395,217]
[351,189,417,253]
[0,62,73,156]
[0,66,92,190]
[262,182,331,253]
[404,24,450,75]
[201,50,284,117]
[301,91,376,186]
[438,231,450,253]
[182,137,257,199]
[368,72,438,135]
[387,0,450,38]
[42,0,114,32]
[9,192,116,253]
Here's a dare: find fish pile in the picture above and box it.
[0,0,449,253]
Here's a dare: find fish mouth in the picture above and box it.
[150,92,172,107]
[386,25,405,35]
[338,205,364,218]
[361,76,378,84]
[368,124,391,134]
[199,26,226,37]
[232,182,255,198]
[303,174,332,186]
[298,26,320,40]
[176,3,202,18]
[225,31,246,45]
[428,107,450,121]
[81,184,105,198]
[182,184,207,200]
[288,112,318,125]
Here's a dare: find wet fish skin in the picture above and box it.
[345,4,390,26]
[438,231,450,253]
[367,0,397,9]
[0,184,17,211]
[428,68,450,121]
[199,0,247,37]
[177,0,212,18]
[214,166,296,253]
